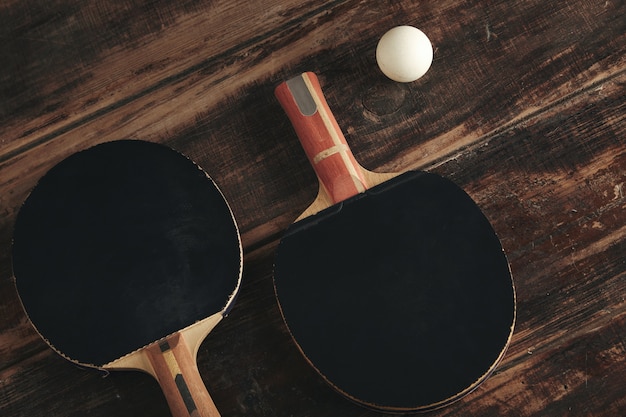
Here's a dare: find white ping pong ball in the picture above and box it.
[376,26,433,83]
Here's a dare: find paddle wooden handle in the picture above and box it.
[275,72,369,203]
[146,333,220,417]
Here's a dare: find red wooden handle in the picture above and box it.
[146,333,220,417]
[275,72,368,203]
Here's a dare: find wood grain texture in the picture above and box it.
[1,0,625,416]
[145,333,220,417]
[276,72,368,207]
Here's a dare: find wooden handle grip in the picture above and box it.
[146,333,220,417]
[275,72,368,203]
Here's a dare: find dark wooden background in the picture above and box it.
[1,0,625,416]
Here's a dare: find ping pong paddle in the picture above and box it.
[273,72,515,412]
[12,140,242,417]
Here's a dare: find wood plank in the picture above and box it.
[1,0,625,415]
[0,0,339,152]
[2,70,624,417]
[1,0,624,243]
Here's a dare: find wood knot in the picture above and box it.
[361,82,409,116]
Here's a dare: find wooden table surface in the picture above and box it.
[1,1,625,416]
